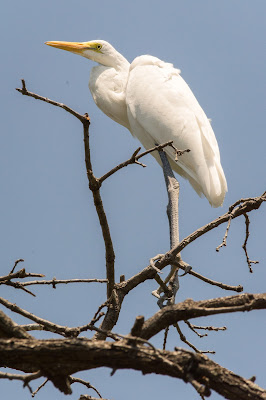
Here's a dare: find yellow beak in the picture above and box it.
[45,41,89,54]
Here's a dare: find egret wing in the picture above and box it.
[126,56,227,207]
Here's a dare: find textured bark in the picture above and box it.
[139,293,266,339]
[0,338,265,399]
[0,310,32,339]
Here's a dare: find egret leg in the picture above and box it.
[152,150,181,300]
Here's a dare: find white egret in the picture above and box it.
[45,40,227,207]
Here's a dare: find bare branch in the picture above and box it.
[82,118,115,298]
[139,293,266,340]
[216,216,232,251]
[157,192,266,271]
[16,79,87,123]
[10,258,24,274]
[79,396,110,400]
[174,322,215,354]
[184,320,226,338]
[0,338,265,400]
[242,213,259,272]
[0,310,33,339]
[94,193,264,339]
[16,80,115,298]
[0,297,70,337]
[173,260,243,292]
[0,268,44,283]
[0,370,42,394]
[69,376,102,398]
[20,277,108,287]
[31,378,48,397]
[99,141,178,183]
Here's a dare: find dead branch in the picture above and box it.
[0,338,265,400]
[20,277,108,287]
[16,79,86,122]
[17,79,115,298]
[242,213,259,272]
[173,259,243,292]
[0,370,42,394]
[69,376,102,397]
[98,141,184,183]
[174,321,215,354]
[184,320,226,338]
[0,268,44,282]
[0,310,32,339]
[10,258,24,274]
[139,293,266,340]
[31,378,48,397]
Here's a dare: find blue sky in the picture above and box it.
[1,1,265,399]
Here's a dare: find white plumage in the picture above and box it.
[46,39,227,207]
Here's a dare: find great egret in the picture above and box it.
[45,40,227,207]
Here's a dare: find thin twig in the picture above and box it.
[0,370,42,394]
[20,278,108,287]
[172,260,243,292]
[163,326,170,350]
[184,320,208,338]
[31,379,48,397]
[0,297,69,336]
[216,215,232,251]
[99,141,175,183]
[175,322,215,354]
[16,79,87,123]
[10,259,24,274]
[3,280,36,296]
[69,376,102,398]
[0,268,45,282]
[185,320,227,337]
[242,213,259,273]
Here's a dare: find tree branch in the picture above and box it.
[93,193,264,339]
[99,141,174,182]
[0,338,265,399]
[139,293,266,340]
[16,79,115,298]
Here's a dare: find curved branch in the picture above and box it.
[16,80,115,298]
[139,293,266,340]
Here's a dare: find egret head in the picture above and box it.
[45,39,127,69]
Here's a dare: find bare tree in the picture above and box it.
[0,80,265,400]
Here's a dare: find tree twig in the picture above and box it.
[10,259,24,274]
[174,322,215,354]
[69,376,102,398]
[31,378,48,397]
[0,268,45,283]
[16,79,115,299]
[20,277,108,287]
[99,141,177,182]
[16,79,87,122]
[242,213,259,272]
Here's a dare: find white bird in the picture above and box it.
[45,39,227,207]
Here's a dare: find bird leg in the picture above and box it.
[152,149,181,301]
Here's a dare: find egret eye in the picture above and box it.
[97,44,102,50]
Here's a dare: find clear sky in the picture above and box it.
[1,1,265,399]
